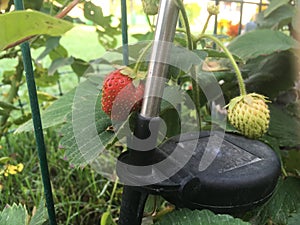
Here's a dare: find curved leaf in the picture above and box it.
[15,88,76,133]
[0,203,27,225]
[288,212,300,225]
[0,10,73,50]
[257,5,296,29]
[254,177,300,225]
[154,209,250,225]
[263,0,289,18]
[228,30,297,61]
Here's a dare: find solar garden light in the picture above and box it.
[117,0,281,225]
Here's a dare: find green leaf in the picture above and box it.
[0,203,28,225]
[71,58,93,77]
[34,65,60,87]
[29,200,48,225]
[203,49,243,62]
[257,5,296,29]
[48,57,74,75]
[0,156,11,164]
[49,44,68,60]
[84,2,110,27]
[288,212,300,225]
[15,88,76,133]
[282,150,300,175]
[83,1,120,49]
[243,51,296,99]
[100,212,116,225]
[144,195,165,214]
[36,36,61,61]
[192,49,208,61]
[24,0,44,10]
[254,177,300,225]
[263,0,289,18]
[267,104,300,148]
[0,101,19,110]
[154,209,250,225]
[0,109,9,116]
[37,91,58,102]
[0,10,73,50]
[59,79,116,166]
[13,113,32,125]
[132,32,155,41]
[227,30,297,61]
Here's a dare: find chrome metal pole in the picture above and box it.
[140,0,180,118]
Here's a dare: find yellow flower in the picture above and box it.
[3,163,24,176]
[16,163,24,172]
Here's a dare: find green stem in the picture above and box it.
[281,166,288,178]
[107,177,119,212]
[201,14,212,35]
[196,34,247,96]
[133,41,153,74]
[175,0,193,50]
[176,0,202,129]
[146,14,154,32]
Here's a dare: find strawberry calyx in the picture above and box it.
[225,93,270,111]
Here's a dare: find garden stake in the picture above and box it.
[118,0,179,224]
[121,0,129,66]
[118,0,147,224]
[14,1,57,224]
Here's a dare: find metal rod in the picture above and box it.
[259,0,263,12]
[14,1,57,224]
[238,2,244,35]
[121,0,129,65]
[140,0,180,118]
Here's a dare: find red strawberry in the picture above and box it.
[101,69,145,120]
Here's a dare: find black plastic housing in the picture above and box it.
[117,131,281,214]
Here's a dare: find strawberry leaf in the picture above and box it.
[253,177,300,225]
[154,209,250,225]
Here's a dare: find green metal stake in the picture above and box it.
[13,1,57,224]
[121,0,129,65]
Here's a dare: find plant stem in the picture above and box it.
[146,14,154,32]
[175,0,192,50]
[175,0,202,129]
[133,41,153,74]
[201,14,212,35]
[196,34,247,96]
[107,177,119,212]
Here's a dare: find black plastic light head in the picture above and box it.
[117,131,281,214]
[155,131,281,213]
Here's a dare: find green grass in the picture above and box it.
[0,129,122,224]
[0,24,126,223]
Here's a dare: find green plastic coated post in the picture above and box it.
[121,0,129,65]
[13,1,57,224]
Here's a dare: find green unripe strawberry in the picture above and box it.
[207,3,220,15]
[226,93,270,139]
[141,0,159,15]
